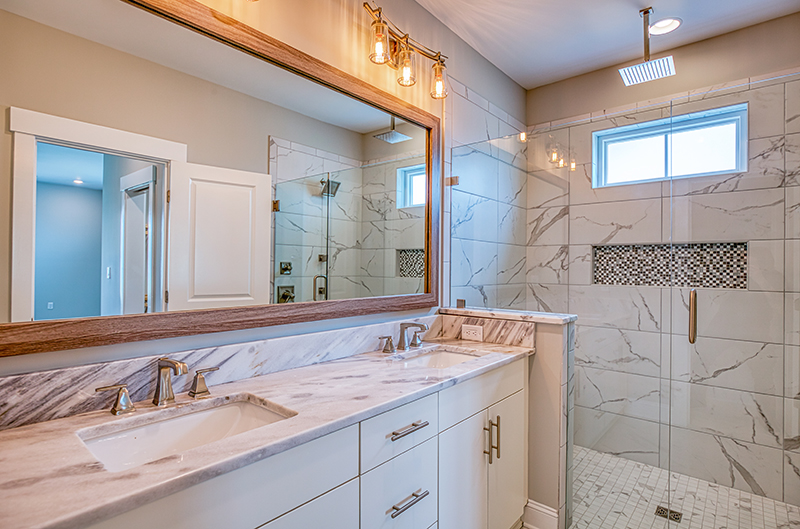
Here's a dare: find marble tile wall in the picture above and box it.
[444,77,526,308]
[520,70,800,505]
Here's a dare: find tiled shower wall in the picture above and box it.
[521,71,800,505]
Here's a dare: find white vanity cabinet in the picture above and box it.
[438,360,527,529]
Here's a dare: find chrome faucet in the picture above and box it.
[398,322,429,351]
[153,358,188,406]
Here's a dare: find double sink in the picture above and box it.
[78,345,478,472]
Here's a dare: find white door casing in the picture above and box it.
[167,161,272,311]
[120,167,156,315]
[9,107,186,322]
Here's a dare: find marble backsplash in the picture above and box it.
[0,315,439,431]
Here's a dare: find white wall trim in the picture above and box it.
[523,499,559,529]
[9,107,187,162]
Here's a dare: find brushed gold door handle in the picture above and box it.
[689,289,697,344]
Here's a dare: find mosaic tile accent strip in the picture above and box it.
[593,243,747,289]
[398,249,425,277]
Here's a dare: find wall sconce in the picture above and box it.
[364,3,449,99]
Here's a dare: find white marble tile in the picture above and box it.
[452,93,499,146]
[665,136,786,195]
[276,148,325,180]
[670,84,785,141]
[688,78,750,101]
[569,285,662,332]
[788,187,800,239]
[526,283,569,314]
[668,188,785,243]
[668,427,784,501]
[527,168,569,208]
[498,163,527,207]
[497,204,527,245]
[451,284,497,309]
[785,452,800,506]
[567,245,593,286]
[574,408,660,466]
[784,398,800,453]
[570,198,662,245]
[526,245,569,285]
[671,288,783,344]
[450,238,498,287]
[274,211,325,247]
[786,346,800,399]
[575,326,661,378]
[383,218,425,249]
[451,147,499,200]
[569,163,661,206]
[670,335,783,396]
[670,382,783,448]
[787,133,800,187]
[494,284,526,310]
[786,293,800,346]
[749,239,785,291]
[527,206,570,246]
[788,80,800,135]
[450,190,498,243]
[576,367,660,420]
[497,244,526,285]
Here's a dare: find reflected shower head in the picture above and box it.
[320,179,341,197]
[373,116,411,144]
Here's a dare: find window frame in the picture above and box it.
[592,103,749,189]
[396,163,427,208]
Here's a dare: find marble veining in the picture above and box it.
[0,338,531,529]
[440,314,535,348]
[439,306,577,324]
[0,315,437,431]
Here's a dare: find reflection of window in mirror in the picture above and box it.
[397,164,427,208]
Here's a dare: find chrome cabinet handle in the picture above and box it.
[391,420,429,441]
[390,489,429,519]
[689,289,697,344]
[484,416,500,463]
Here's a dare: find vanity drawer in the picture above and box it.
[361,393,438,472]
[259,478,359,529]
[361,437,438,529]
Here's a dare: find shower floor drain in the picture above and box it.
[655,506,683,523]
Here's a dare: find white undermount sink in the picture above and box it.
[397,349,478,369]
[79,394,296,472]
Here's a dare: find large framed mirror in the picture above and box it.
[0,0,440,356]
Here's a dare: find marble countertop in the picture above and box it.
[0,339,532,529]
[439,306,578,324]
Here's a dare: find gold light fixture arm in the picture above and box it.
[363,3,448,65]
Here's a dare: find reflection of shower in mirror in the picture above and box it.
[320,179,341,197]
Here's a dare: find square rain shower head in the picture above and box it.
[619,56,676,86]
[373,129,412,144]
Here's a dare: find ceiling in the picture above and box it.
[0,0,394,134]
[413,0,800,89]
[37,143,105,190]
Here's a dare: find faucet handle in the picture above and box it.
[96,384,136,415]
[410,329,425,348]
[189,367,219,399]
[378,335,396,354]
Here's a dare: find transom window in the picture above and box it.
[592,103,748,188]
[397,164,427,208]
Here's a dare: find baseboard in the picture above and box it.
[523,499,558,529]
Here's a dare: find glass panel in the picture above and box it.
[606,134,666,184]
[671,122,738,176]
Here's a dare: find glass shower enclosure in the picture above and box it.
[451,71,800,528]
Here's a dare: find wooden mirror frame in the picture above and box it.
[0,0,440,357]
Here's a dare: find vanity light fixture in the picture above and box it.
[618,7,677,86]
[364,3,449,99]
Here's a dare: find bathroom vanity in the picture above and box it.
[0,339,531,529]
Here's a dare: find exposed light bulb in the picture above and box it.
[430,62,448,99]
[375,41,384,59]
[397,48,416,87]
[369,20,390,65]
[570,160,576,172]
[551,151,558,163]
[519,132,527,142]
[558,158,565,168]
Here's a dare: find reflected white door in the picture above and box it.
[168,162,271,311]
[121,167,155,314]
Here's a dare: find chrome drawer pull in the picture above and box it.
[391,420,429,441]
[390,489,429,519]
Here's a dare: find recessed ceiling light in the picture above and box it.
[650,18,682,35]
[73,178,84,184]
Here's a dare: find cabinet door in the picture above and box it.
[438,411,488,529]
[259,479,359,529]
[488,390,526,529]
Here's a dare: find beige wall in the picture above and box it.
[527,11,800,125]
[0,10,366,322]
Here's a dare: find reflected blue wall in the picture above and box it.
[34,182,102,320]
